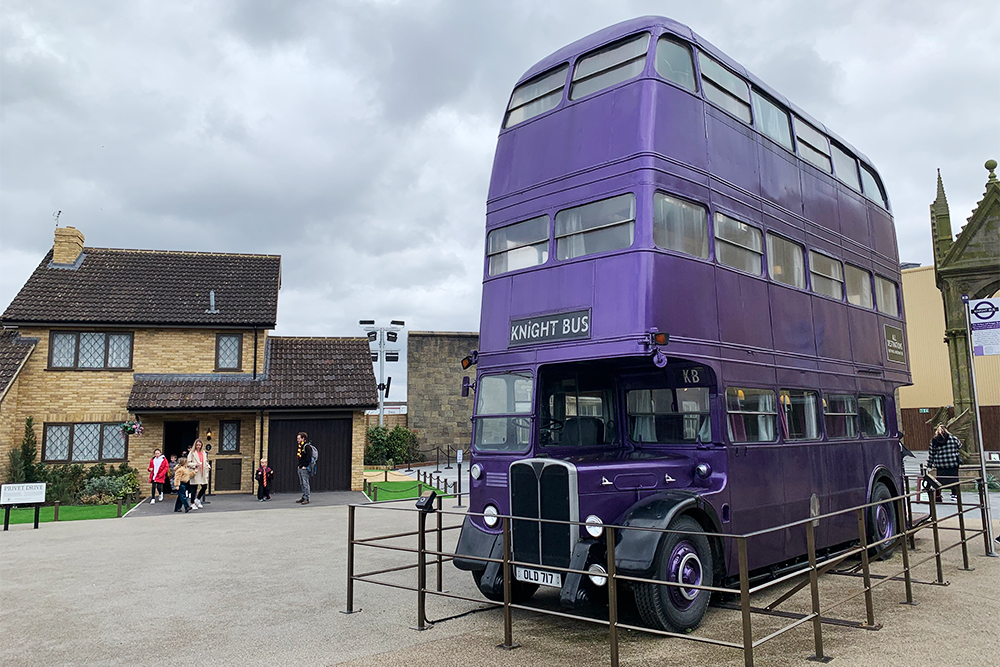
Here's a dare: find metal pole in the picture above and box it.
[33,504,40,529]
[606,526,620,667]
[956,489,972,570]
[53,501,60,522]
[855,509,877,628]
[454,460,465,508]
[963,297,996,554]
[436,495,443,593]
[2,506,9,531]
[342,505,361,614]
[116,498,122,518]
[978,482,992,556]
[929,493,946,584]
[379,326,386,427]
[904,475,916,549]
[498,516,519,650]
[412,509,430,630]
[896,497,916,605]
[445,446,453,470]
[805,521,828,662]
[737,537,754,667]
[435,447,441,473]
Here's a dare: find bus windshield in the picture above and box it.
[473,373,533,452]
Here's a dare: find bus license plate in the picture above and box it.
[515,566,561,588]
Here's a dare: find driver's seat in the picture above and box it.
[562,417,604,446]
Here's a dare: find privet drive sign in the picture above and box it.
[0,483,46,505]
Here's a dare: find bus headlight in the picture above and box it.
[483,504,499,528]
[587,564,608,587]
[470,463,483,480]
[585,515,604,538]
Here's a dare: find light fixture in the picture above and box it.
[482,504,499,528]
[359,319,375,326]
[205,429,212,441]
[390,320,405,327]
[585,515,604,538]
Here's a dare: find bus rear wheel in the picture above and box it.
[472,569,538,603]
[866,480,898,560]
[634,515,714,632]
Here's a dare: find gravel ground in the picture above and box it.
[1,499,996,667]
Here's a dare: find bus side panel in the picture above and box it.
[812,296,853,362]
[480,277,513,353]
[727,444,787,573]
[651,82,708,170]
[848,308,882,367]
[837,187,871,248]
[870,206,899,261]
[716,270,773,351]
[594,254,648,338]
[705,108,760,197]
[800,168,839,234]
[770,284,817,357]
[817,440,868,547]
[758,142,803,215]
[649,253,718,341]
[781,442,821,559]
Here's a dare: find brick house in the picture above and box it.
[0,227,376,495]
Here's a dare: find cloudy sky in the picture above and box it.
[2,0,997,398]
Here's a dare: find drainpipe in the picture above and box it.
[253,326,258,379]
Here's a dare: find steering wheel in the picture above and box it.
[511,417,532,429]
[539,417,564,431]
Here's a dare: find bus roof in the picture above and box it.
[512,16,876,172]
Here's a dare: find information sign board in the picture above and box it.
[0,482,46,505]
[970,298,1000,356]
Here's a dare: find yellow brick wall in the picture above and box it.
[352,410,366,491]
[3,326,268,484]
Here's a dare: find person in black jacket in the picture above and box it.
[928,424,963,500]
[295,432,312,505]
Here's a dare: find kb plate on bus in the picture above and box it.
[515,566,562,588]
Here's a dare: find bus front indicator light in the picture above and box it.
[483,504,499,528]
[695,463,712,479]
[585,515,604,538]
[470,463,483,480]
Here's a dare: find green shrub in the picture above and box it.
[365,425,421,466]
[6,417,41,484]
[80,476,125,500]
[365,426,389,466]
[38,464,88,506]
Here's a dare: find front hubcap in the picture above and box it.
[667,541,703,609]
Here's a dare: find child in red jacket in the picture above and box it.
[255,458,273,501]
[147,449,168,504]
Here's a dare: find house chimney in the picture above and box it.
[53,226,85,264]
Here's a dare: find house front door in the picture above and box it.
[164,421,200,461]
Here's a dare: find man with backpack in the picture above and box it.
[295,432,314,505]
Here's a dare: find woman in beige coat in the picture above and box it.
[188,438,211,509]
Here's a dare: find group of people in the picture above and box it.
[146,439,212,513]
[145,431,313,510]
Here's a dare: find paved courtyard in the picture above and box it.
[1,498,997,667]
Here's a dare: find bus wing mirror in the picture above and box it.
[462,376,474,398]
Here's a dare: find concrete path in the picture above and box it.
[126,490,367,517]
[1,497,997,667]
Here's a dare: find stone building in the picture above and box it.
[0,227,376,494]
[406,331,478,457]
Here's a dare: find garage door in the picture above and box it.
[267,418,354,492]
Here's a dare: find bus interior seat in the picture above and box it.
[563,417,604,446]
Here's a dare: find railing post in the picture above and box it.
[606,525,620,667]
[896,497,916,605]
[53,501,60,522]
[956,487,972,570]
[977,477,992,556]
[805,520,829,662]
[498,516,519,650]
[435,447,441,473]
[412,508,431,630]
[855,508,878,628]
[436,495,443,593]
[454,460,465,509]
[116,497,122,518]
[738,536,754,667]
[445,445,453,470]
[341,505,361,614]
[929,492,946,585]
[373,486,378,502]
[418,482,423,497]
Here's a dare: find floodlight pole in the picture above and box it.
[360,319,404,428]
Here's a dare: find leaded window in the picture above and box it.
[221,421,240,453]
[555,193,635,260]
[504,65,569,128]
[699,53,751,123]
[487,216,549,276]
[653,193,708,258]
[571,33,650,100]
[809,251,844,299]
[767,234,806,289]
[654,36,696,91]
[43,422,127,462]
[48,331,132,370]
[714,213,762,275]
[845,265,874,309]
[216,334,243,370]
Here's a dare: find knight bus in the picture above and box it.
[453,16,910,632]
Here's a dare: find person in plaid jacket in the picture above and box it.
[928,424,963,499]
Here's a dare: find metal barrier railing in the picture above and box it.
[344,474,994,667]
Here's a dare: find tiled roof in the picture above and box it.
[1,248,280,327]
[127,337,377,411]
[0,330,38,400]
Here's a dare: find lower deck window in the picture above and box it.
[779,389,821,440]
[859,395,887,436]
[726,387,776,443]
[43,423,127,462]
[627,387,711,444]
[824,394,858,439]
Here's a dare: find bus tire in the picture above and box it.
[634,515,714,632]
[866,480,898,560]
[472,569,538,603]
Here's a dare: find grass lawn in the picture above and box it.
[4,504,122,525]
[366,480,451,501]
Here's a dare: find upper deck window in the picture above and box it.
[845,264,874,309]
[487,216,550,276]
[860,163,889,209]
[653,193,708,258]
[654,36,696,91]
[570,33,650,101]
[751,90,793,150]
[714,213,762,275]
[555,193,635,261]
[766,233,806,289]
[474,373,533,452]
[627,387,711,444]
[874,275,900,317]
[504,65,569,129]
[831,144,861,191]
[726,387,777,443]
[698,54,751,123]
[793,117,832,172]
[809,250,844,299]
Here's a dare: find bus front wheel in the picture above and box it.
[634,515,714,632]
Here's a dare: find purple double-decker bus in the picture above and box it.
[454,16,910,632]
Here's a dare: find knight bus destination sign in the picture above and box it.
[509,309,591,347]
